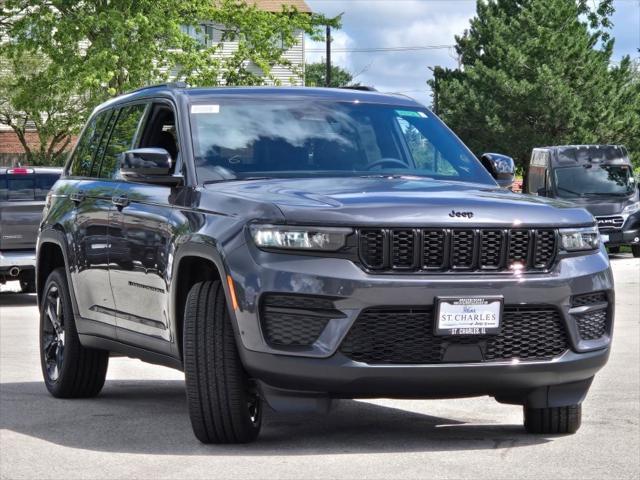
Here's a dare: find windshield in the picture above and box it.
[189,100,495,185]
[554,165,635,198]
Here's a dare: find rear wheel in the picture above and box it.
[183,280,262,444]
[524,404,581,434]
[632,245,640,258]
[40,268,109,398]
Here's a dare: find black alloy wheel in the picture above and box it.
[42,283,65,382]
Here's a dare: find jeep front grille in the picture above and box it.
[357,228,557,272]
[339,306,568,364]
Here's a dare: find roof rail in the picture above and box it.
[339,85,377,92]
[127,82,188,95]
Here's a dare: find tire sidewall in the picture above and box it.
[40,269,76,396]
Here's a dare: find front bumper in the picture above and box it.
[226,243,614,406]
[601,227,640,247]
[0,250,36,270]
[242,348,607,411]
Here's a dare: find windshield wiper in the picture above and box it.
[203,177,274,185]
[582,192,631,197]
[556,186,584,196]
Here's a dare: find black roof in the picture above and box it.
[96,84,423,113]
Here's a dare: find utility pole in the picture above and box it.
[325,25,332,87]
[428,66,439,115]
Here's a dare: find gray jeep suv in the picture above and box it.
[36,85,613,443]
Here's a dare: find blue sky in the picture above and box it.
[306,0,640,106]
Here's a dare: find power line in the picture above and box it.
[306,45,455,53]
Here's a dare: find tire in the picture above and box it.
[632,245,640,258]
[40,268,109,398]
[607,246,620,254]
[183,280,262,444]
[523,404,581,434]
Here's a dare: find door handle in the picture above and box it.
[112,194,130,208]
[70,191,85,203]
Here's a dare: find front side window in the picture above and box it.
[554,164,635,198]
[99,104,147,179]
[189,100,495,185]
[69,110,111,177]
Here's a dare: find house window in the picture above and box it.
[180,24,217,47]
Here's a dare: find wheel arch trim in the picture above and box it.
[171,240,237,359]
[37,228,78,316]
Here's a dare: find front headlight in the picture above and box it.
[250,225,353,251]
[622,201,640,216]
[559,226,600,251]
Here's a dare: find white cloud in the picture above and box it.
[306,29,355,68]
[306,0,638,107]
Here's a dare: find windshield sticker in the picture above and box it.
[396,109,426,118]
[191,104,220,114]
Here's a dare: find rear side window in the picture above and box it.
[69,110,112,177]
[0,172,61,201]
[99,104,147,179]
[0,176,35,201]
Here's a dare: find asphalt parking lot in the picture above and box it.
[1,255,638,480]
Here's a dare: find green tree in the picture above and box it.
[431,0,640,173]
[0,52,89,165]
[0,0,336,165]
[305,60,359,87]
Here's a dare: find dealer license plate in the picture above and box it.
[601,234,609,243]
[435,296,503,336]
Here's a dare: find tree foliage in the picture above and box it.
[304,60,358,87]
[0,0,337,165]
[0,52,90,165]
[431,0,640,172]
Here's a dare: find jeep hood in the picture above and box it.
[207,177,595,227]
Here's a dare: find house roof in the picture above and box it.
[252,1,311,13]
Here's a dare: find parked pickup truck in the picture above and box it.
[1,167,62,292]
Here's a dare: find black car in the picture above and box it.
[527,145,640,256]
[37,84,613,443]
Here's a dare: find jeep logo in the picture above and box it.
[449,210,474,219]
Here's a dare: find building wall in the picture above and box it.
[0,131,76,166]
[178,25,305,86]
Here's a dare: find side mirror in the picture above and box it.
[480,153,516,189]
[120,148,182,186]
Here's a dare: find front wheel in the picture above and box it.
[524,404,581,434]
[40,268,109,398]
[183,280,262,444]
[632,245,640,258]
[607,246,620,254]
